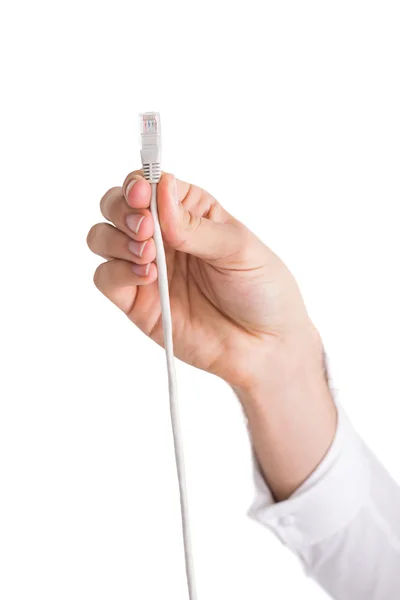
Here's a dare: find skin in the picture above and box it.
[87,171,337,501]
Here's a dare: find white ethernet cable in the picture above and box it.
[139,112,197,600]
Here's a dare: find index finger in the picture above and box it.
[122,171,152,209]
[122,169,192,209]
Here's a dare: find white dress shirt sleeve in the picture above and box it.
[247,401,400,599]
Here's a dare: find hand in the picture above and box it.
[87,171,324,390]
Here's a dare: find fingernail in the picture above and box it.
[132,263,150,277]
[125,179,138,201]
[128,239,147,257]
[126,214,145,234]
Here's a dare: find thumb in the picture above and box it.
[156,173,242,263]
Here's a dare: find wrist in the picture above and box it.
[232,328,337,500]
[233,325,328,410]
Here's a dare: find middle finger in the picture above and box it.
[87,222,156,264]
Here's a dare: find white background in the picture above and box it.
[1,1,399,598]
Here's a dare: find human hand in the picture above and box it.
[87,171,324,392]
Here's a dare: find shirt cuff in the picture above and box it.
[247,401,371,552]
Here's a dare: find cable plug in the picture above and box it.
[140,112,162,183]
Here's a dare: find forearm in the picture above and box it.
[233,330,400,599]
[234,333,337,501]
[238,371,400,599]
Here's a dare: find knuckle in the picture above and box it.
[86,224,100,250]
[87,222,111,253]
[184,210,201,233]
[93,261,108,289]
[100,186,121,219]
[235,224,251,247]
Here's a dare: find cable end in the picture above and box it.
[139,112,161,182]
[140,112,161,136]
